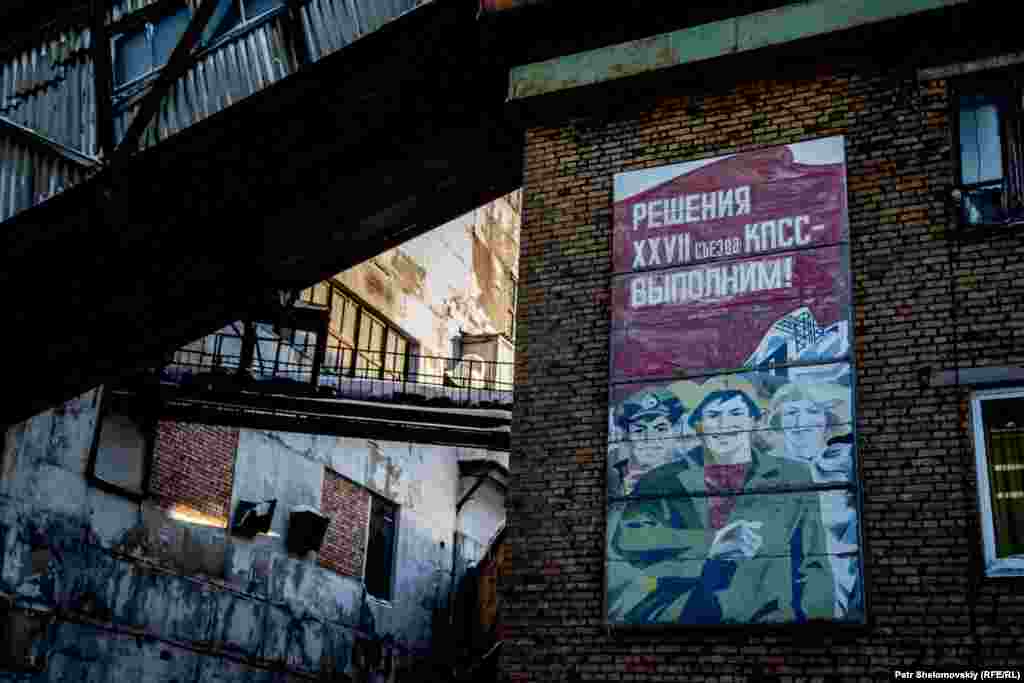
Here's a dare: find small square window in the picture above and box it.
[971,387,1024,576]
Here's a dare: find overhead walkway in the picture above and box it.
[0,0,522,424]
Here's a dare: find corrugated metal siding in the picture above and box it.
[0,134,90,222]
[300,0,420,61]
[113,10,298,148]
[0,0,435,222]
[0,29,97,157]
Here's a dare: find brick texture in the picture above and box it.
[504,53,1024,682]
[319,468,370,580]
[150,421,239,521]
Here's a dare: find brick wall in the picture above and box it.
[150,421,239,522]
[505,55,1024,681]
[319,468,370,580]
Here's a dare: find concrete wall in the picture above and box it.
[505,24,1024,683]
[0,392,507,681]
[337,191,521,358]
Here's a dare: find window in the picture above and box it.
[301,281,413,382]
[112,4,191,88]
[111,0,285,90]
[505,272,518,342]
[319,470,398,600]
[365,495,398,601]
[200,0,285,46]
[955,73,1024,226]
[87,388,154,499]
[972,387,1024,576]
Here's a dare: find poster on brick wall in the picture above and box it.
[605,136,865,626]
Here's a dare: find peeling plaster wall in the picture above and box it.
[0,393,507,682]
[335,191,521,358]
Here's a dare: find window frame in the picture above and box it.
[109,0,288,100]
[971,385,1024,577]
[362,493,399,602]
[109,0,193,93]
[308,280,416,382]
[952,69,1024,229]
[86,386,156,502]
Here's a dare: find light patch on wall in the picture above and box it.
[169,503,228,529]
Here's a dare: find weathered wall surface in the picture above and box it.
[0,393,507,681]
[336,191,521,357]
[505,50,1024,681]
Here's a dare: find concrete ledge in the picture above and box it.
[917,51,1024,80]
[930,366,1024,387]
[509,0,970,100]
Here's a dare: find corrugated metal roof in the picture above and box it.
[2,0,435,220]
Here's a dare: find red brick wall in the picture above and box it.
[505,44,1024,683]
[319,468,370,579]
[150,421,239,521]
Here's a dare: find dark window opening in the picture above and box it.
[87,390,154,499]
[364,496,397,600]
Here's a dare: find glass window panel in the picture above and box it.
[960,94,1005,185]
[313,282,329,306]
[114,29,152,86]
[369,319,384,353]
[202,0,239,44]
[358,317,373,353]
[153,6,192,67]
[244,0,283,20]
[330,292,347,336]
[341,297,358,344]
[365,497,397,600]
[982,396,1024,559]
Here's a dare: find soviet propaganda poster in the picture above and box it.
[606,137,864,626]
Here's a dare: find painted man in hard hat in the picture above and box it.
[608,387,688,497]
[609,376,833,625]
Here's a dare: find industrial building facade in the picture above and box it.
[502,0,1024,679]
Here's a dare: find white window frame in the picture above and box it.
[971,385,1024,576]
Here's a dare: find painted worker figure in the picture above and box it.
[608,388,687,497]
[610,379,833,624]
[769,382,861,619]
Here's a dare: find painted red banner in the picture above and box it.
[613,140,847,276]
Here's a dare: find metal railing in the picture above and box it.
[161,342,514,407]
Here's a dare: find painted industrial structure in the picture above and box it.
[1,390,508,681]
[0,185,518,681]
